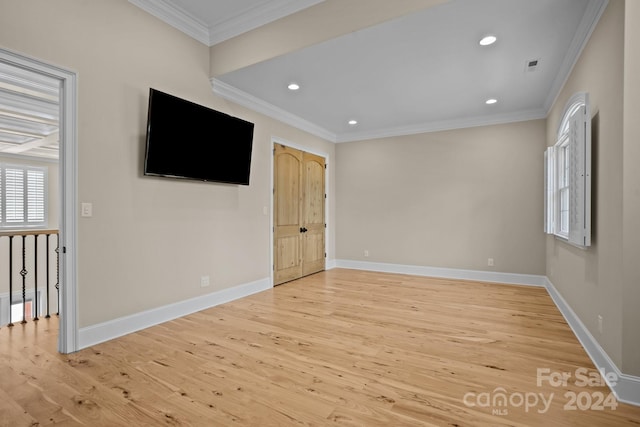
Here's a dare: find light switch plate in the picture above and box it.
[81,202,93,217]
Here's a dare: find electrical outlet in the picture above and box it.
[200,276,210,288]
[598,315,603,334]
[488,258,494,267]
[364,250,369,257]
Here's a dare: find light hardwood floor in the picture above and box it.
[1,269,639,426]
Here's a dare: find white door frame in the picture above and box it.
[0,47,79,353]
[270,136,329,286]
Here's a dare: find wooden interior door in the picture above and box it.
[301,151,325,277]
[274,145,325,285]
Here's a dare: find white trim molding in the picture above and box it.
[544,277,640,407]
[335,259,546,287]
[544,0,608,113]
[78,277,271,350]
[212,79,337,142]
[212,79,550,144]
[336,108,547,143]
[128,0,210,45]
[129,0,324,47]
[211,77,551,144]
[58,59,79,354]
[208,0,324,46]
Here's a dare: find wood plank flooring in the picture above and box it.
[1,268,640,426]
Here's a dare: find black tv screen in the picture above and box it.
[144,88,254,185]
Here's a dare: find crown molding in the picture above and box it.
[336,109,548,143]
[209,0,325,46]
[212,78,548,144]
[129,0,324,47]
[211,78,337,142]
[544,0,608,113]
[132,0,607,142]
[128,0,210,45]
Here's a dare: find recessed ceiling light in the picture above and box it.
[348,119,358,125]
[479,35,497,46]
[486,98,498,105]
[287,83,300,91]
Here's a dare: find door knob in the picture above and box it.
[300,227,308,233]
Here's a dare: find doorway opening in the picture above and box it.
[0,47,78,353]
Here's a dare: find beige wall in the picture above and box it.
[622,0,640,376]
[0,0,335,328]
[545,0,626,370]
[336,119,546,275]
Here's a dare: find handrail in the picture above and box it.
[0,229,59,237]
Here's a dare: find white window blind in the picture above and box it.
[558,141,570,236]
[0,164,47,228]
[567,104,591,247]
[5,168,24,224]
[544,92,591,248]
[27,170,46,223]
[544,146,555,234]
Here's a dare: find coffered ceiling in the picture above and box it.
[0,62,59,160]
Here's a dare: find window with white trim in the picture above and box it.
[0,163,48,229]
[544,92,591,247]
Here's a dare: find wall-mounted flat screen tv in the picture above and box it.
[144,88,254,185]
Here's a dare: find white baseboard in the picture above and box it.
[78,277,272,350]
[335,259,546,287]
[326,259,337,270]
[543,277,640,407]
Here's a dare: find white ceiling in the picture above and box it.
[226,0,605,141]
[132,0,607,143]
[1,0,603,156]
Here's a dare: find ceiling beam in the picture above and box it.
[209,0,447,77]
